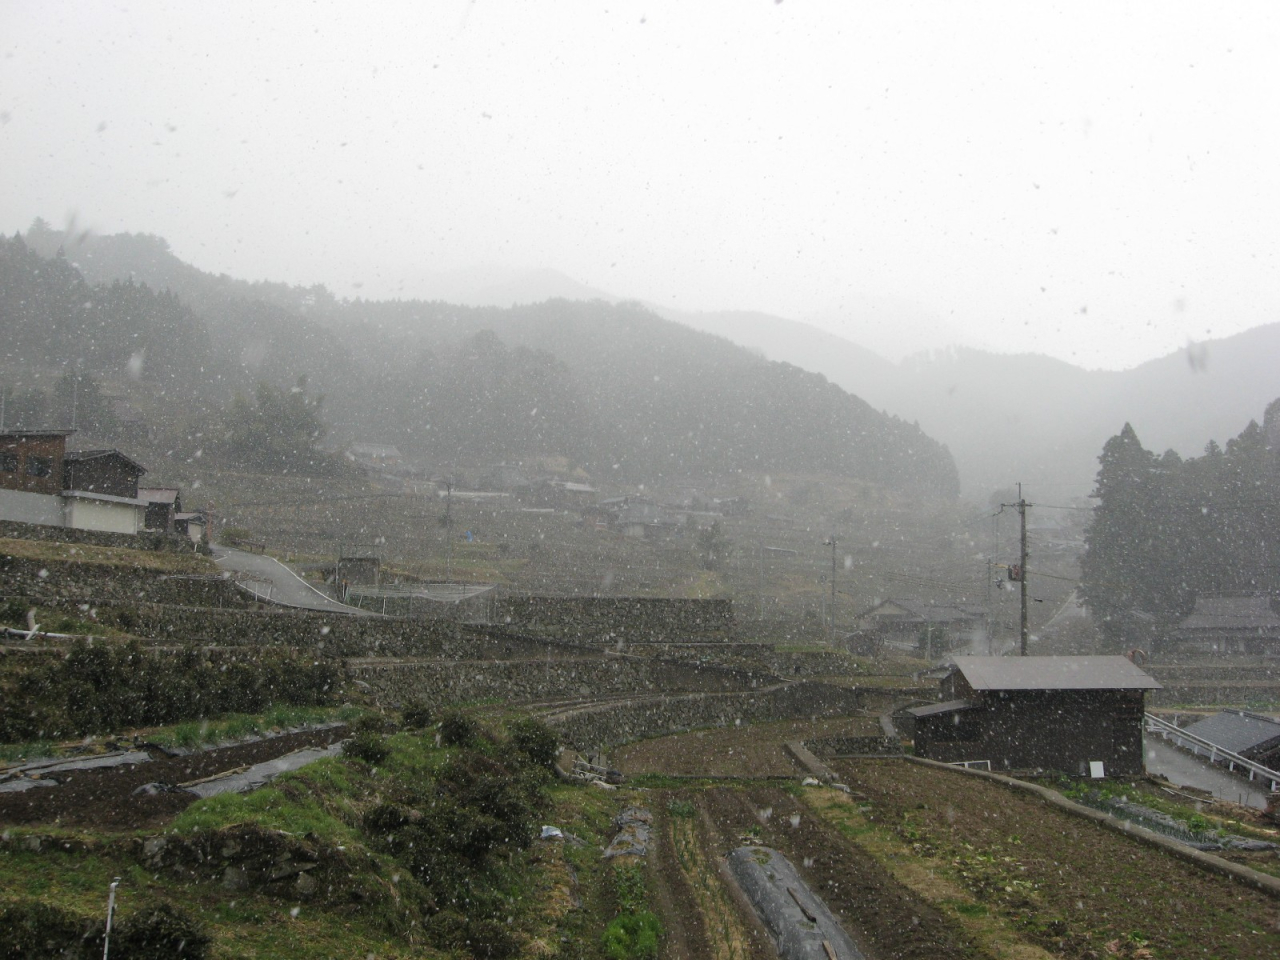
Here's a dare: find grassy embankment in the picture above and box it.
[0,712,642,959]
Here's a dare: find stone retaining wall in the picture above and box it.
[804,735,900,758]
[545,680,863,751]
[493,596,735,642]
[0,555,243,607]
[348,655,769,708]
[0,519,196,552]
[70,603,605,661]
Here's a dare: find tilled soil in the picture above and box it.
[615,716,885,778]
[664,784,992,960]
[832,759,1280,959]
[0,727,348,831]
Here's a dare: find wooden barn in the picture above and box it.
[907,656,1161,777]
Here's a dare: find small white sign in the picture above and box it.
[1089,761,1106,779]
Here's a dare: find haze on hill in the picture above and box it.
[2,3,1278,372]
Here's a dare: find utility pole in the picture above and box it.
[1017,484,1029,656]
[757,540,764,621]
[985,558,994,656]
[443,475,454,581]
[999,484,1031,656]
[823,536,838,636]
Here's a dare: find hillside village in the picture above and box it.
[2,235,1280,958]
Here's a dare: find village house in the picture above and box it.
[0,431,196,538]
[1170,595,1280,656]
[905,655,1161,777]
[854,598,986,655]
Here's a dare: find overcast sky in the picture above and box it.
[2,1,1278,369]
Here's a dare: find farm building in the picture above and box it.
[907,656,1161,776]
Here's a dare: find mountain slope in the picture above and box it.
[5,229,960,497]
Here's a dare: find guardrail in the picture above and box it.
[1145,712,1280,793]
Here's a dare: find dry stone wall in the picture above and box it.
[350,654,768,707]
[493,596,735,642]
[0,556,243,607]
[545,680,863,751]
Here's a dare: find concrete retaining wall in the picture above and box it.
[545,680,863,751]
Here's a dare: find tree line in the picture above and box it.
[1080,401,1280,650]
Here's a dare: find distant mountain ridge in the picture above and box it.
[666,307,1280,499]
[9,225,960,497]
[25,221,1271,500]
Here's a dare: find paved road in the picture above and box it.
[211,545,377,616]
[1144,736,1270,810]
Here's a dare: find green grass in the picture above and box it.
[0,740,55,763]
[150,705,365,751]
[169,783,357,841]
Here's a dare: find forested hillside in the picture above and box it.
[2,227,959,496]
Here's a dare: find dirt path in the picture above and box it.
[0,727,349,831]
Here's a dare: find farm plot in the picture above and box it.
[649,784,990,960]
[828,759,1280,959]
[615,715,885,778]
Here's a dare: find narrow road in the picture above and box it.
[1144,737,1270,810]
[211,545,378,616]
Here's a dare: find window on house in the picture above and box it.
[25,456,52,478]
[0,452,17,472]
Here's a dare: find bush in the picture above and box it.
[114,903,210,958]
[463,917,520,959]
[507,717,559,770]
[400,700,435,730]
[344,732,390,765]
[438,711,480,747]
[351,713,397,736]
[0,898,101,959]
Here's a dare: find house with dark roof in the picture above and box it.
[854,598,985,655]
[1182,710,1280,770]
[63,449,146,499]
[1170,596,1280,655]
[906,655,1161,776]
[1,432,149,534]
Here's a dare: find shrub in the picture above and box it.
[464,917,520,959]
[400,700,435,730]
[0,898,101,959]
[344,732,390,765]
[351,712,396,736]
[114,903,210,959]
[438,711,480,747]
[507,717,559,770]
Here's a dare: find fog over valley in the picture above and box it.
[2,5,1280,959]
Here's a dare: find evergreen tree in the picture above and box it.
[1080,424,1171,651]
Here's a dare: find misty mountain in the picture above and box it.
[664,305,1280,500]
[5,227,960,496]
